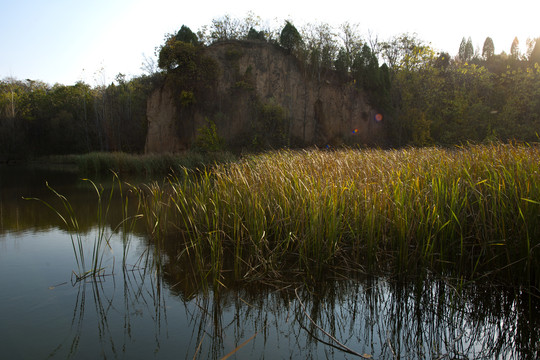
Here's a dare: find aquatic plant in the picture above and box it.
[138,143,540,288]
[26,174,142,281]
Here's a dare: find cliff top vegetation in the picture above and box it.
[1,13,540,159]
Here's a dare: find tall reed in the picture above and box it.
[138,143,540,287]
[27,174,142,281]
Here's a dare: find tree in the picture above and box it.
[465,37,474,61]
[381,34,427,71]
[279,21,302,54]
[530,39,540,66]
[458,37,467,61]
[352,44,379,90]
[301,22,338,73]
[458,37,474,62]
[334,49,349,75]
[141,53,158,75]
[434,52,450,69]
[247,27,265,41]
[208,14,243,41]
[510,37,520,59]
[175,25,198,45]
[482,37,495,59]
[158,39,198,71]
[336,22,362,72]
[193,118,224,152]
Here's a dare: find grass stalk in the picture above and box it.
[27,174,143,281]
[134,143,540,288]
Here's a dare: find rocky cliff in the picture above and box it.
[145,40,386,153]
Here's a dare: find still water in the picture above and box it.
[1,165,538,359]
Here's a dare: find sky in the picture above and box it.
[1,0,539,86]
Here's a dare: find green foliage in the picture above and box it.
[234,65,255,90]
[510,37,520,59]
[252,99,288,149]
[209,14,244,41]
[482,37,495,59]
[434,52,450,69]
[139,144,540,288]
[158,40,198,72]
[279,21,302,54]
[175,25,198,45]
[247,27,266,41]
[193,118,225,152]
[334,49,349,75]
[196,12,271,44]
[458,37,474,62]
[391,41,540,146]
[225,47,243,62]
[301,22,338,73]
[69,151,236,176]
[0,73,157,158]
[4,15,540,156]
[180,90,196,107]
[530,39,540,66]
[157,35,219,111]
[352,44,379,90]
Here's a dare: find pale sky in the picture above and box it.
[1,0,538,85]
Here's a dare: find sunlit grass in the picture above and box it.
[137,143,540,287]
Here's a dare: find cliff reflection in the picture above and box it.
[0,166,144,235]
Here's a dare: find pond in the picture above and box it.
[0,165,538,359]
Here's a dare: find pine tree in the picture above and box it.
[458,37,467,62]
[510,37,520,59]
[482,37,495,59]
[530,39,540,66]
[280,21,302,54]
[175,25,198,45]
[458,37,474,62]
[464,37,474,61]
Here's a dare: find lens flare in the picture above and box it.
[375,113,383,122]
[352,129,359,134]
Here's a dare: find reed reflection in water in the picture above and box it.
[4,227,536,359]
[0,166,538,359]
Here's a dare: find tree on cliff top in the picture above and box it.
[530,39,540,66]
[280,21,303,54]
[458,37,474,62]
[482,37,495,59]
[175,25,198,45]
[510,37,520,59]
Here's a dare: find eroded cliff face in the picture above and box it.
[145,40,386,153]
[145,85,184,153]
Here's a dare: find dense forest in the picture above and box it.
[1,14,539,159]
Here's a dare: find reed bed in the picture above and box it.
[138,143,540,287]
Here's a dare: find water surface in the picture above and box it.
[1,165,538,359]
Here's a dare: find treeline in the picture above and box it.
[176,14,540,146]
[2,14,540,160]
[388,35,540,146]
[0,74,160,160]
